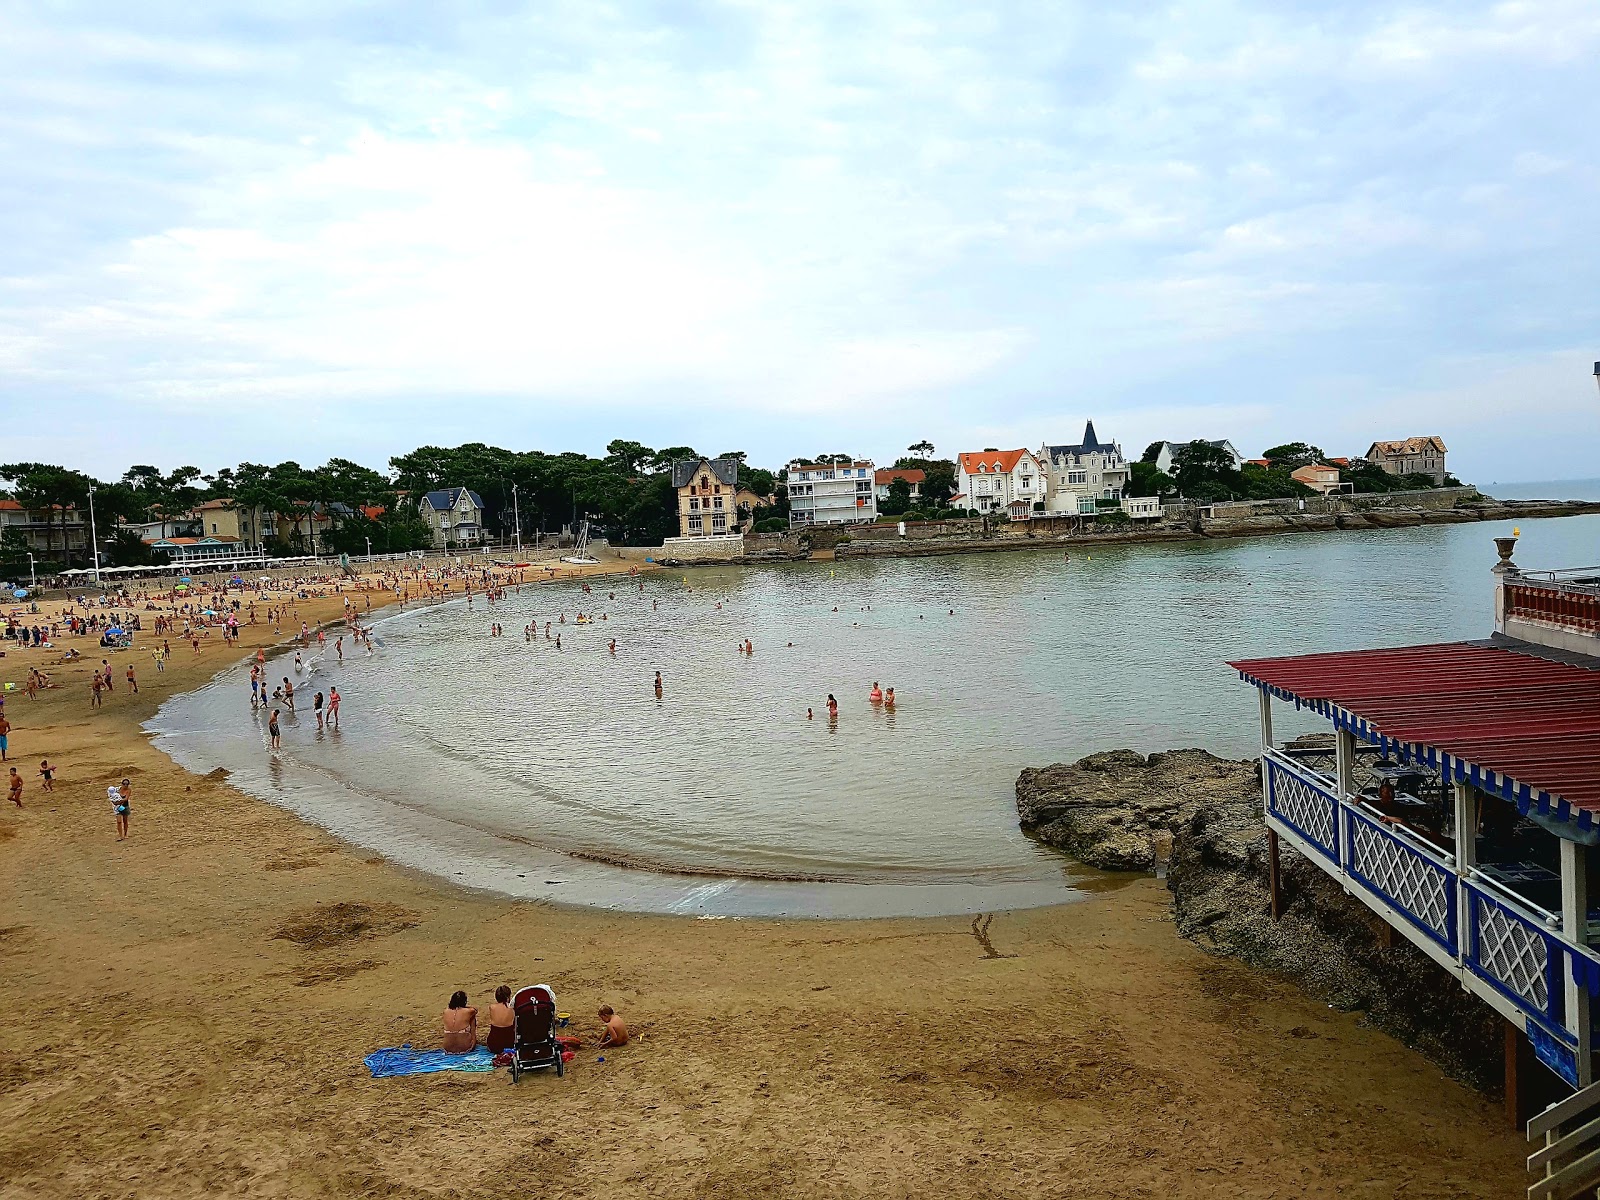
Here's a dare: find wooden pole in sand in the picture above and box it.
[1267,829,1283,921]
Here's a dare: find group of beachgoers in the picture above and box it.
[441,988,627,1057]
[4,755,127,841]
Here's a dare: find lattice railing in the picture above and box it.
[1343,806,1457,953]
[1467,880,1565,1034]
[1263,752,1339,862]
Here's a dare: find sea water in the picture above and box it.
[148,506,1600,917]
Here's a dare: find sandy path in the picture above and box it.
[0,569,1524,1198]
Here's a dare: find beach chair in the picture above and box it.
[507,984,565,1082]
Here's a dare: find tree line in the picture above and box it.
[0,442,792,570]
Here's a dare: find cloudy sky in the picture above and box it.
[1,1,1597,483]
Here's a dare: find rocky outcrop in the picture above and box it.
[1016,748,1258,871]
[1017,747,1504,1092]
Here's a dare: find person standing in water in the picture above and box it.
[327,687,341,730]
[826,694,838,719]
[268,708,281,748]
[314,691,325,728]
[869,682,882,704]
[654,671,663,696]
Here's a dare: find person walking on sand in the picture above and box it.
[7,766,21,808]
[126,664,137,694]
[327,687,340,730]
[0,711,9,761]
[90,674,103,707]
[110,778,130,840]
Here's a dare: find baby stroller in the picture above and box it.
[507,984,565,1082]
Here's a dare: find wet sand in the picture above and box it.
[0,564,1525,1198]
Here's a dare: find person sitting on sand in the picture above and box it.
[597,1004,629,1048]
[442,991,478,1053]
[485,985,516,1054]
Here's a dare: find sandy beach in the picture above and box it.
[0,564,1526,1198]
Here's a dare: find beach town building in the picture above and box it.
[785,460,878,527]
[145,535,246,564]
[1289,463,1353,496]
[670,457,741,538]
[874,468,925,506]
[1230,536,1600,1167]
[190,498,266,547]
[0,499,89,561]
[956,450,1046,519]
[1037,423,1145,518]
[419,488,485,548]
[1366,436,1448,485]
[1151,438,1246,476]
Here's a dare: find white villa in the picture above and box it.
[955,449,1046,518]
[786,460,878,527]
[1151,438,1246,476]
[1039,423,1151,518]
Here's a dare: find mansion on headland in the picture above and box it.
[951,423,1162,522]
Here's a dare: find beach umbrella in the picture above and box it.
[107,627,124,636]
[13,589,27,598]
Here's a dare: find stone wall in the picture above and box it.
[657,534,746,562]
[1201,485,1481,521]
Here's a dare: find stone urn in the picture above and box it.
[1493,535,1518,574]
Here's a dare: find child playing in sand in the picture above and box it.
[597,1005,629,1048]
[37,759,54,792]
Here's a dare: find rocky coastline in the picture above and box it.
[1017,747,1504,1092]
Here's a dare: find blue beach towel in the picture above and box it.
[364,1045,497,1078]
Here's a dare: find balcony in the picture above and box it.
[1263,749,1595,1087]
[1497,543,1600,658]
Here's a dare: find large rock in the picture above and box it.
[1015,748,1258,871]
[1168,785,1502,1091]
[1017,745,1504,1092]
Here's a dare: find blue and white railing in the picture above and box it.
[1262,748,1592,1082]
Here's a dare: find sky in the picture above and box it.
[1,1,1597,485]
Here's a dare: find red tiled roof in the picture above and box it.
[1229,642,1600,823]
[874,468,925,484]
[959,450,1032,475]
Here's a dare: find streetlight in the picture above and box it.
[26,551,36,589]
[364,536,372,563]
[86,483,101,587]
[1593,361,1599,398]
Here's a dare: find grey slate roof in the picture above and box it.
[1043,420,1113,459]
[670,457,740,489]
[421,487,485,513]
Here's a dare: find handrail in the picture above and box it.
[1532,1079,1600,1140]
[1465,868,1562,929]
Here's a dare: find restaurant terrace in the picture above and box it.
[1229,535,1600,1197]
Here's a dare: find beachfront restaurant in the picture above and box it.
[1227,537,1600,1152]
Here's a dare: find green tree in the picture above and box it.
[1127,461,1176,497]
[881,476,913,516]
[1261,442,1325,470]
[1141,441,1165,464]
[1171,441,1244,500]
[907,440,935,456]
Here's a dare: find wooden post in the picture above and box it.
[1258,688,1273,752]
[1507,1019,1522,1129]
[1454,782,1476,968]
[1267,829,1282,920]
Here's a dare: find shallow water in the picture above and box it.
[148,509,1599,917]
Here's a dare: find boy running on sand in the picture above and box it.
[7,767,21,808]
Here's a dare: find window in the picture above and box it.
[713,497,723,509]
[688,514,703,533]
[689,497,700,510]
[1067,471,1087,485]
[712,514,727,533]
